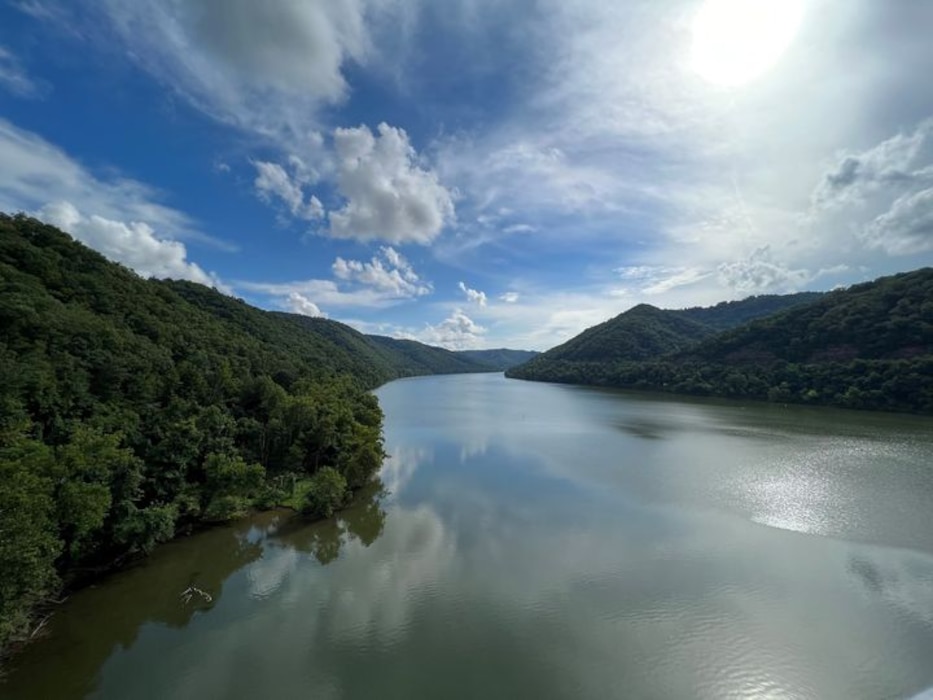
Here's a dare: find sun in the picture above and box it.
[690,0,805,87]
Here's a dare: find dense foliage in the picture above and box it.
[0,214,478,652]
[508,270,933,413]
[365,335,491,375]
[677,292,824,330]
[532,304,713,364]
[454,348,540,371]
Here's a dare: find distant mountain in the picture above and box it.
[365,335,489,375]
[678,292,825,330]
[508,272,933,413]
[532,304,713,364]
[455,348,539,371]
[509,292,820,379]
[679,270,932,365]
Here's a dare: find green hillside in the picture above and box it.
[507,271,933,413]
[533,304,713,364]
[678,292,825,330]
[455,348,539,371]
[365,335,489,375]
[679,270,932,364]
[0,214,479,651]
[513,292,823,378]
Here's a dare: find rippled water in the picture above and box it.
[3,373,933,699]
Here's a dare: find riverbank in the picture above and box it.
[4,373,932,700]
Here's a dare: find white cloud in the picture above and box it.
[433,0,933,321]
[332,246,431,298]
[503,223,535,234]
[499,292,520,303]
[15,0,933,351]
[799,120,933,263]
[613,265,712,296]
[0,119,226,288]
[253,159,323,221]
[0,46,45,98]
[356,307,489,351]
[241,278,395,310]
[814,121,933,209]
[437,134,639,229]
[417,308,486,350]
[328,123,455,244]
[239,247,432,312]
[717,246,810,294]
[862,188,933,256]
[37,201,224,289]
[91,0,377,142]
[615,266,656,280]
[285,292,327,318]
[458,281,487,307]
[0,118,226,247]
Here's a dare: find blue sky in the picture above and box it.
[1,0,932,350]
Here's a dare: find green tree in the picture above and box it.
[302,467,349,520]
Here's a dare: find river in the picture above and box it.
[3,373,933,699]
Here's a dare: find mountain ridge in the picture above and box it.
[507,271,933,413]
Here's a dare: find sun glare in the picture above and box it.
[691,0,804,87]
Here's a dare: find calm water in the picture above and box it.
[3,373,933,699]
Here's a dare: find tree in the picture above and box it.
[302,468,349,520]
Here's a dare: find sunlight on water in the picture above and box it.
[3,375,932,700]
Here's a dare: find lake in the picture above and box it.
[3,372,933,699]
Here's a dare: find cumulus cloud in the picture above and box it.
[458,281,487,307]
[239,247,432,312]
[344,307,490,351]
[0,46,45,98]
[328,123,455,244]
[0,119,226,288]
[717,247,810,294]
[88,0,375,140]
[861,188,933,256]
[252,159,323,221]
[0,118,227,248]
[285,292,327,318]
[814,121,933,209]
[37,201,224,288]
[417,308,486,350]
[805,120,933,261]
[499,292,520,303]
[332,247,431,298]
[241,278,393,310]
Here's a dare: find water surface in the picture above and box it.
[3,373,933,699]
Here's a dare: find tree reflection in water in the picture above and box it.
[0,478,388,700]
[274,479,388,565]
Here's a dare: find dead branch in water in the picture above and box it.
[29,615,52,640]
[180,586,213,605]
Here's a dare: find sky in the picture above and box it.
[1,0,932,351]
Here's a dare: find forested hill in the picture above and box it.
[676,269,932,364]
[509,291,821,376]
[454,348,540,371]
[678,292,825,330]
[365,335,488,375]
[0,214,486,652]
[532,304,713,364]
[507,270,933,413]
